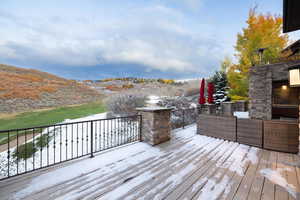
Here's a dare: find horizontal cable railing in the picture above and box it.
[0,115,142,180]
[171,108,198,129]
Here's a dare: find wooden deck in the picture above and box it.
[1,125,300,200]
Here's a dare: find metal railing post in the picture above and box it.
[139,115,143,141]
[182,110,185,129]
[7,131,10,178]
[90,121,94,158]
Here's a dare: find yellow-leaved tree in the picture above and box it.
[227,8,289,100]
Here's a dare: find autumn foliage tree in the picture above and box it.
[226,8,289,100]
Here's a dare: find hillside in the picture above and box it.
[82,78,200,97]
[0,64,102,113]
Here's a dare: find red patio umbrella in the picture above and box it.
[199,78,206,104]
[207,82,214,104]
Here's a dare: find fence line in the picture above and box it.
[171,108,198,129]
[0,115,142,180]
[197,114,299,154]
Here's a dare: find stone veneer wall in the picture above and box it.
[137,107,172,145]
[249,60,300,120]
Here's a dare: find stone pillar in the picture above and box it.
[197,104,216,115]
[136,107,172,145]
[221,102,235,116]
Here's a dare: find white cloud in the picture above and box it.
[161,0,203,11]
[180,0,203,10]
[0,2,225,76]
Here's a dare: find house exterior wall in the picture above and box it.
[249,60,300,120]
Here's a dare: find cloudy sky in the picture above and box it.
[1,0,300,80]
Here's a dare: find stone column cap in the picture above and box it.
[136,106,173,112]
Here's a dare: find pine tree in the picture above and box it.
[210,71,230,105]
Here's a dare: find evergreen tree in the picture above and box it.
[209,71,230,105]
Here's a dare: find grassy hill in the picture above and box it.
[0,64,102,113]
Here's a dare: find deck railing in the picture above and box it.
[0,115,142,180]
[171,108,198,129]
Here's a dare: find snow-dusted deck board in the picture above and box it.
[173,142,240,200]
[293,154,300,198]
[261,151,277,200]
[59,138,219,200]
[105,139,224,200]
[216,145,253,200]
[25,136,199,200]
[1,125,300,200]
[167,141,241,199]
[231,150,262,200]
[277,152,299,200]
[247,150,271,200]
[276,152,290,200]
[124,140,235,200]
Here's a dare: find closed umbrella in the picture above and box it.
[207,82,214,104]
[199,78,206,104]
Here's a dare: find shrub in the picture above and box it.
[13,141,37,160]
[12,133,52,160]
[105,85,122,91]
[0,89,40,100]
[36,134,52,148]
[39,85,57,93]
[230,95,249,101]
[158,79,175,84]
[122,84,134,89]
[107,94,147,116]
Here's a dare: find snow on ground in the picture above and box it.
[175,78,200,83]
[146,95,161,105]
[63,112,107,123]
[260,168,297,198]
[233,111,249,119]
[190,103,197,108]
[0,112,140,178]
